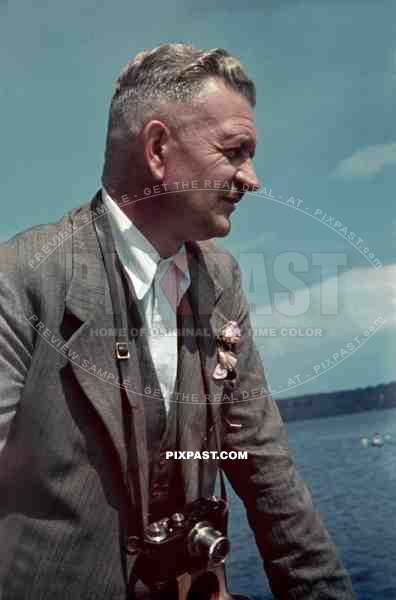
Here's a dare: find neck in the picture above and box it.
[132,217,184,258]
[105,186,184,258]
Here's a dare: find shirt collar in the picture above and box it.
[102,188,191,300]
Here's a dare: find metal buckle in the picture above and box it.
[113,341,130,360]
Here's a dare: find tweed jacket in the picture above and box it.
[0,194,355,599]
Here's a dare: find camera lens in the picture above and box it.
[187,521,230,564]
[210,537,230,563]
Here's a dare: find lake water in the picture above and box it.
[226,408,396,599]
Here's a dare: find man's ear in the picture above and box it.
[142,120,170,181]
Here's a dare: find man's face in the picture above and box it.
[161,79,260,241]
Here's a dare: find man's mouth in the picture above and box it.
[221,191,243,204]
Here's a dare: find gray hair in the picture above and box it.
[102,43,255,191]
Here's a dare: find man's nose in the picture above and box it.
[234,159,260,191]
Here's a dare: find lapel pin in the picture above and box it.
[212,320,241,381]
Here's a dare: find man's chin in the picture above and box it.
[208,214,232,237]
[203,223,231,240]
[191,217,231,242]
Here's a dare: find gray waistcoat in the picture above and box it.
[119,261,186,525]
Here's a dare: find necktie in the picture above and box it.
[153,253,192,325]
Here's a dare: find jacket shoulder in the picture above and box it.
[0,201,93,300]
[0,202,91,250]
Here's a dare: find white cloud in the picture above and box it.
[251,264,396,395]
[332,143,396,179]
[251,263,396,352]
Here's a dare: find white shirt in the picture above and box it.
[102,189,191,413]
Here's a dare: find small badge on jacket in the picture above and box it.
[212,320,241,381]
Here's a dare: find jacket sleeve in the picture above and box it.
[220,263,356,599]
[0,240,36,453]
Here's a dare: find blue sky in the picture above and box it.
[1,0,394,398]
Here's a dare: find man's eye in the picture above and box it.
[225,148,240,160]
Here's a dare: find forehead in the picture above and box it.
[181,79,257,142]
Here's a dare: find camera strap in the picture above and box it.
[92,192,149,546]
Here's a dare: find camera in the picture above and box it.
[134,496,230,590]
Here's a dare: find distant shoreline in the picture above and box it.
[277,381,396,422]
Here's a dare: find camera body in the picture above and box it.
[134,496,229,589]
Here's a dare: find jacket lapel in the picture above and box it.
[63,198,144,478]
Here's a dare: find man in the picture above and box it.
[0,44,355,598]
